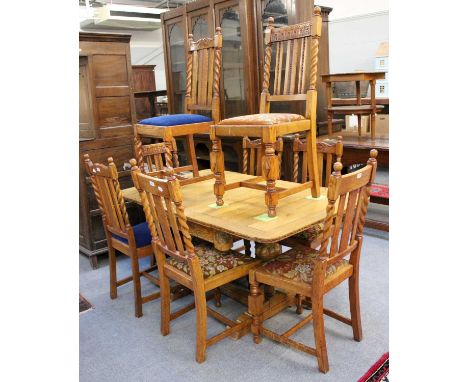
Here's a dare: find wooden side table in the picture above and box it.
[322,72,385,139]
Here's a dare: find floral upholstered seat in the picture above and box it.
[292,223,324,243]
[167,243,256,279]
[258,247,351,283]
[217,113,305,126]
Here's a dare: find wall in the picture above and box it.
[79,6,167,90]
[327,11,389,74]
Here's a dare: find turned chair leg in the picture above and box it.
[248,277,264,344]
[210,136,225,207]
[194,292,208,363]
[214,287,222,307]
[262,142,279,218]
[311,295,329,373]
[349,273,363,341]
[160,274,171,336]
[108,245,117,299]
[130,252,143,318]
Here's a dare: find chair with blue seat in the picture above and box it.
[134,27,223,185]
[83,154,161,318]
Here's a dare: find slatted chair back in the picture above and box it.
[130,161,205,283]
[318,150,378,268]
[260,7,322,118]
[293,135,343,185]
[134,138,173,174]
[83,155,130,239]
[185,27,223,123]
[242,137,283,176]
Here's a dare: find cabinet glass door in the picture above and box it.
[218,4,246,118]
[191,15,210,40]
[169,23,186,114]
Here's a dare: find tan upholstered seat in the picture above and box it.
[217,113,305,126]
[292,223,324,242]
[167,243,256,278]
[257,247,351,283]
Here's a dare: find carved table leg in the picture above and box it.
[210,134,225,206]
[262,142,279,217]
[170,137,179,168]
[213,230,233,252]
[254,242,282,261]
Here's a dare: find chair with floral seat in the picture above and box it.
[134,27,223,185]
[131,161,262,363]
[282,135,343,249]
[210,8,323,218]
[83,154,160,318]
[248,149,378,373]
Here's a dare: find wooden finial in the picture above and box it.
[267,16,274,25]
[314,6,321,16]
[370,149,378,159]
[333,161,343,174]
[188,33,193,39]
[108,157,114,165]
[215,26,221,33]
[129,158,138,170]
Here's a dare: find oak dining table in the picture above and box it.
[122,169,329,338]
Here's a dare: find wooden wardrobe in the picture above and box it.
[79,32,142,268]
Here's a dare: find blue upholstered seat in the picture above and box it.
[138,114,212,127]
[112,222,152,248]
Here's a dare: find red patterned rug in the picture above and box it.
[358,352,389,382]
[370,183,389,199]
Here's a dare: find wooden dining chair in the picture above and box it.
[134,27,223,184]
[83,154,160,318]
[248,149,378,373]
[210,8,324,217]
[283,135,344,249]
[130,161,262,363]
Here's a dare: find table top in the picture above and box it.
[122,170,329,243]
